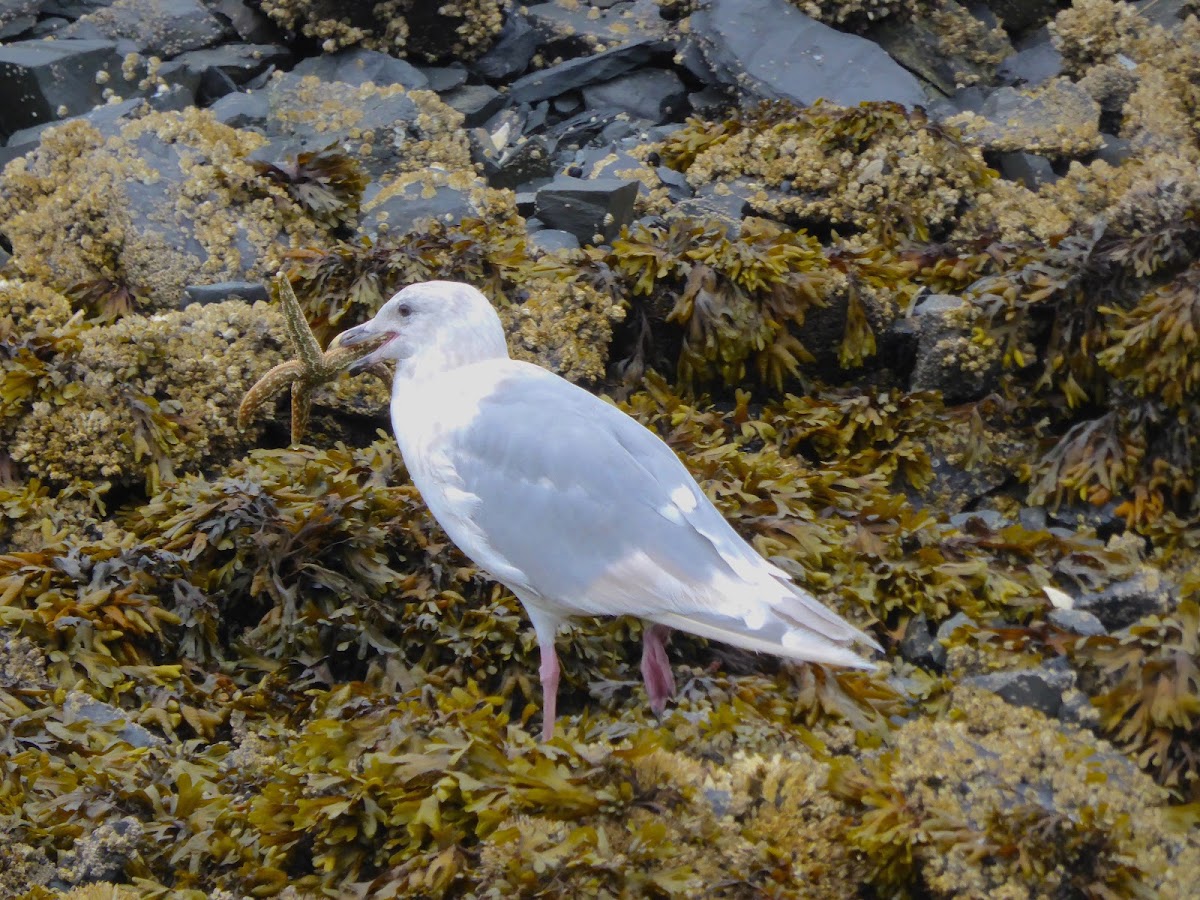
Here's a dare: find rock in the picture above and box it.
[169,43,293,88]
[936,611,977,643]
[208,0,280,44]
[63,690,163,748]
[0,39,123,138]
[958,77,1101,156]
[689,0,927,108]
[525,0,668,54]
[357,173,480,239]
[581,68,688,124]
[867,1,1011,97]
[1076,570,1172,631]
[965,659,1076,718]
[418,63,468,93]
[59,0,227,57]
[535,176,639,245]
[998,27,1062,87]
[444,83,507,127]
[995,151,1057,189]
[55,815,144,884]
[470,10,538,81]
[1090,132,1132,166]
[184,280,269,306]
[1017,506,1048,530]
[949,509,1008,531]
[207,89,269,128]
[899,613,947,670]
[508,36,666,104]
[5,96,144,148]
[529,228,580,253]
[472,128,555,190]
[667,177,754,224]
[292,47,429,90]
[984,0,1060,32]
[1047,608,1108,637]
[908,293,1002,403]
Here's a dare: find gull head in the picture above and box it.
[332,280,510,378]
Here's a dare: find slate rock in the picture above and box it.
[5,95,143,147]
[908,293,1002,402]
[170,43,293,87]
[535,176,639,244]
[667,177,753,224]
[444,83,507,127]
[936,611,977,643]
[999,27,1063,87]
[292,47,428,90]
[530,228,581,253]
[1090,132,1132,166]
[690,0,927,108]
[1047,608,1108,637]
[996,151,1057,189]
[418,63,468,93]
[59,0,226,57]
[470,10,538,81]
[965,660,1076,718]
[966,78,1100,155]
[508,36,666,104]
[949,509,1008,531]
[184,281,269,306]
[471,125,555,190]
[0,39,123,137]
[208,0,280,44]
[985,0,1060,32]
[64,690,163,749]
[581,68,688,124]
[358,175,479,239]
[526,0,668,53]
[1076,570,1172,631]
[899,613,947,670]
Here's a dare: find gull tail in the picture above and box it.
[649,581,880,669]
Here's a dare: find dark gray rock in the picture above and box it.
[867,1,1012,97]
[899,613,947,670]
[209,0,280,44]
[1076,570,1172,631]
[184,281,269,306]
[968,79,1100,155]
[999,27,1063,87]
[64,691,163,749]
[170,43,293,87]
[667,177,753,224]
[553,92,583,115]
[965,660,1076,718]
[996,151,1057,189]
[508,37,666,104]
[949,509,1008,531]
[471,10,538,81]
[908,294,1002,402]
[656,166,691,203]
[59,0,226,57]
[358,176,478,239]
[418,63,468,93]
[526,0,668,54]
[471,121,556,190]
[535,176,639,244]
[936,611,977,643]
[292,47,428,90]
[1090,132,1132,166]
[984,0,1059,32]
[581,68,688,124]
[1047,608,1108,637]
[5,95,143,147]
[444,83,507,127]
[690,0,927,108]
[1017,506,1048,530]
[0,39,123,137]
[530,228,581,253]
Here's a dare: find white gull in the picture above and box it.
[332,280,880,740]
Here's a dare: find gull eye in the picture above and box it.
[397,303,412,318]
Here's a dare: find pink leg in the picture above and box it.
[641,623,676,716]
[539,641,560,742]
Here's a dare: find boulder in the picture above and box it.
[535,176,639,244]
[0,39,123,137]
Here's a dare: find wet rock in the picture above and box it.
[358,175,479,239]
[59,0,226,57]
[1076,569,1172,631]
[526,0,668,54]
[530,228,580,253]
[959,77,1101,156]
[535,175,639,244]
[209,0,280,44]
[1047,608,1108,637]
[1090,132,1132,166]
[949,509,1008,531]
[937,611,977,643]
[581,68,688,124]
[169,43,293,88]
[472,128,555,190]
[667,177,754,224]
[995,151,1057,189]
[899,613,947,670]
[5,95,143,148]
[291,47,429,90]
[419,63,468,93]
[998,27,1062,87]
[508,36,666,104]
[0,39,123,137]
[965,659,1076,718]
[689,0,927,108]
[56,816,144,884]
[63,690,163,748]
[984,0,1060,32]
[470,10,538,81]
[908,293,1002,403]
[208,90,268,128]
[444,83,507,127]
[184,280,269,306]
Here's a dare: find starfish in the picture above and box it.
[237,273,389,445]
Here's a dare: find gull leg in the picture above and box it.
[641,623,676,716]
[526,607,562,742]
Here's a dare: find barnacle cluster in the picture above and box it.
[259,0,504,61]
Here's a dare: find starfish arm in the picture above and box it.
[315,341,389,378]
[237,360,303,431]
[272,274,324,369]
[289,380,313,447]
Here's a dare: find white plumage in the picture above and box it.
[333,280,880,739]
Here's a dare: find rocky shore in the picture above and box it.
[1,0,1199,897]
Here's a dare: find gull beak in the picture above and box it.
[330,322,395,375]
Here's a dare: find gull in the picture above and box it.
[332,281,880,740]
